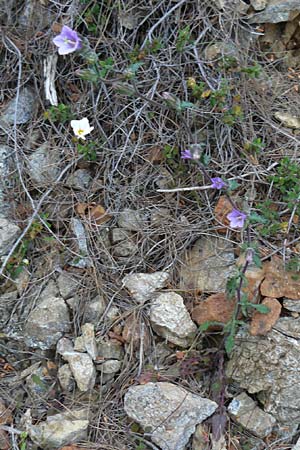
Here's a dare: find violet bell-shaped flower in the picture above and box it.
[53,25,82,55]
[210,177,226,190]
[227,209,247,229]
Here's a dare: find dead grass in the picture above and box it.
[1,0,300,448]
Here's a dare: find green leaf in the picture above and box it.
[226,276,239,298]
[253,253,262,268]
[249,212,268,224]
[225,334,235,355]
[227,179,239,191]
[31,374,46,389]
[200,153,211,166]
[250,304,270,314]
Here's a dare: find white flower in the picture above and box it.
[70,118,94,140]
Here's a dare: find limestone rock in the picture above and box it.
[124,382,217,450]
[57,338,96,392]
[228,392,276,437]
[150,292,197,347]
[192,293,236,328]
[122,271,169,303]
[57,364,74,391]
[180,236,236,292]
[111,228,137,257]
[248,0,300,23]
[0,87,37,127]
[274,316,300,339]
[96,338,124,374]
[28,409,89,449]
[27,143,60,184]
[250,297,282,336]
[226,324,300,423]
[74,323,97,360]
[283,298,300,312]
[118,208,147,231]
[0,218,21,256]
[24,296,70,349]
[274,111,300,129]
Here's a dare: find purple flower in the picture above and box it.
[227,209,247,229]
[210,177,226,190]
[181,149,193,159]
[53,25,82,55]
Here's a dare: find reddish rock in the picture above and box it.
[261,257,300,299]
[250,297,282,336]
[192,293,236,328]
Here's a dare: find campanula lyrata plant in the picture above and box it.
[53,25,82,55]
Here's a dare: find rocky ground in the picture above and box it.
[1,0,300,449]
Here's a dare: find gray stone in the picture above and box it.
[0,145,12,216]
[19,0,55,31]
[70,218,92,268]
[25,364,52,397]
[274,316,300,338]
[27,143,60,184]
[57,364,74,391]
[40,280,59,300]
[97,339,124,360]
[122,271,170,303]
[111,228,137,257]
[251,0,267,10]
[57,338,96,392]
[0,291,18,328]
[24,296,70,349]
[83,294,106,323]
[118,209,147,231]
[180,236,235,293]
[204,42,238,61]
[99,359,122,374]
[248,0,300,23]
[283,298,300,312]
[226,323,300,424]
[0,87,37,126]
[66,169,92,190]
[74,323,97,360]
[0,217,21,256]
[28,409,89,449]
[150,292,197,348]
[124,382,217,450]
[228,392,276,438]
[274,111,300,129]
[57,272,79,299]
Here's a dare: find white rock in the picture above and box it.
[283,298,300,313]
[24,296,70,349]
[83,294,106,323]
[122,271,169,303]
[124,382,217,450]
[150,292,197,347]
[274,111,300,129]
[250,0,267,10]
[228,392,276,438]
[0,217,21,256]
[28,409,89,449]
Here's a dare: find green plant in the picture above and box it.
[44,103,73,124]
[240,63,262,78]
[210,82,230,108]
[6,214,51,278]
[77,140,97,160]
[200,246,269,355]
[255,200,281,237]
[271,157,300,211]
[286,256,300,272]
[176,25,193,52]
[244,137,265,154]
[19,431,28,450]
